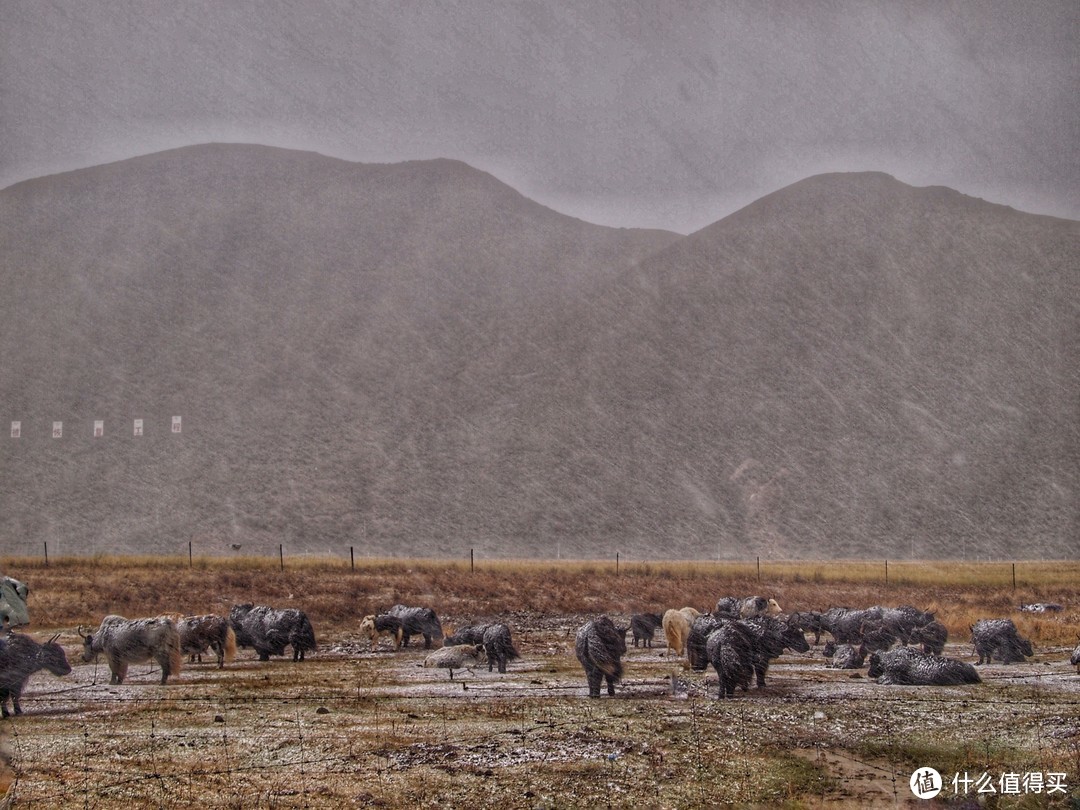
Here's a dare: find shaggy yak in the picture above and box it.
[908,620,948,656]
[445,624,520,674]
[0,633,71,717]
[662,607,701,658]
[358,615,404,651]
[823,641,867,669]
[387,605,444,649]
[970,619,1034,665]
[868,647,981,686]
[80,615,182,685]
[229,604,317,662]
[629,613,664,648]
[705,623,755,698]
[1071,641,1080,673]
[176,614,237,669]
[575,617,627,698]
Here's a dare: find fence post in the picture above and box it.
[1011,562,1016,590]
[279,544,284,572]
[756,556,760,582]
[616,552,620,576]
[43,541,49,567]
[189,541,193,569]
[470,548,474,574]
[885,559,889,586]
[350,546,355,572]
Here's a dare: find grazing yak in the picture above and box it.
[629,613,664,648]
[575,617,627,698]
[358,614,404,651]
[0,633,71,717]
[970,619,1034,665]
[387,605,444,649]
[868,647,981,685]
[445,624,520,674]
[229,604,316,662]
[739,615,810,688]
[80,615,182,685]
[662,607,701,658]
[176,615,237,669]
[423,644,485,680]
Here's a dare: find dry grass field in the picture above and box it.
[0,556,1078,808]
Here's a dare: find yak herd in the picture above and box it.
[0,592,1076,713]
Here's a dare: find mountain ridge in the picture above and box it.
[1,144,1076,559]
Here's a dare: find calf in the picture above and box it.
[823,641,866,669]
[423,644,485,680]
[358,615,404,651]
[0,633,71,717]
[176,615,237,668]
[629,613,663,648]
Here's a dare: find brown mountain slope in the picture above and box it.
[524,172,1079,559]
[0,144,678,556]
[1,153,1076,560]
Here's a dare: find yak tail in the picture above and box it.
[222,625,237,664]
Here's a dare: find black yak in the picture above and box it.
[445,623,520,673]
[686,614,724,671]
[575,617,627,697]
[868,647,981,685]
[970,619,1033,665]
[909,620,948,656]
[80,615,182,684]
[705,623,755,698]
[229,604,316,662]
[387,605,444,649]
[0,633,71,717]
[629,613,663,648]
[739,615,810,688]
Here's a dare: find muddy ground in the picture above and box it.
[3,613,1079,809]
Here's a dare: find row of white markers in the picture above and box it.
[10,417,182,439]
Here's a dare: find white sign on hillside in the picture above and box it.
[133,419,143,437]
[10,421,20,439]
[94,420,104,438]
[171,416,182,434]
[52,421,62,439]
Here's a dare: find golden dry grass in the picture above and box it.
[8,555,1079,645]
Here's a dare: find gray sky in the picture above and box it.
[2,1,1077,233]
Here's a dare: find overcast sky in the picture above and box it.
[2,1,1076,233]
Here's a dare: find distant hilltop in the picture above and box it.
[1,144,1077,560]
